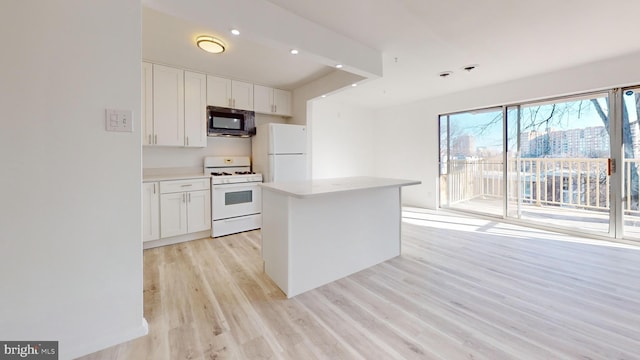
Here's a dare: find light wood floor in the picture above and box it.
[80,210,640,359]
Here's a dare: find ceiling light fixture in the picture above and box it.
[290,49,299,55]
[335,64,343,69]
[230,29,240,36]
[351,83,358,87]
[196,36,225,54]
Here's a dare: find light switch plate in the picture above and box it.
[105,109,133,132]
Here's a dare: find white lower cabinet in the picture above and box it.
[186,190,211,233]
[142,182,160,242]
[159,178,211,239]
[160,192,188,238]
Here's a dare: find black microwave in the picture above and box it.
[207,106,256,137]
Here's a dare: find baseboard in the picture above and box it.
[67,318,148,359]
[143,230,211,249]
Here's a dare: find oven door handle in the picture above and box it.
[213,183,260,190]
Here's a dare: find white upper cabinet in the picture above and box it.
[253,84,272,114]
[273,88,292,116]
[143,63,206,148]
[184,71,207,148]
[141,62,154,145]
[207,75,254,110]
[206,75,232,108]
[153,64,184,146]
[231,80,254,110]
[254,84,291,116]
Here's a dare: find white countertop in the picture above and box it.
[259,176,420,198]
[143,173,209,182]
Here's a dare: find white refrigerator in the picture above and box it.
[252,123,308,182]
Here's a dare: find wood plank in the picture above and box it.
[79,212,640,360]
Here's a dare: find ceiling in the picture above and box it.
[142,7,335,90]
[143,0,640,109]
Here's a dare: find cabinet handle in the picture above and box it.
[233,99,236,108]
[188,193,191,202]
[182,193,186,203]
[274,104,277,113]
[181,184,193,187]
[153,183,156,194]
[228,98,232,107]
[186,136,189,146]
[154,134,157,144]
[148,134,152,144]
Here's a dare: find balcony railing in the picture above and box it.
[445,157,640,215]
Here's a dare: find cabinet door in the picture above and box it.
[153,64,184,146]
[187,190,211,233]
[184,71,207,147]
[142,182,160,242]
[141,62,154,145]
[207,75,232,107]
[273,89,292,116]
[160,192,187,238]
[231,80,254,110]
[253,84,273,114]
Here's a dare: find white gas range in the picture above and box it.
[204,156,263,237]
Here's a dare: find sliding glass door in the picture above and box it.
[439,108,504,216]
[622,87,640,239]
[439,91,631,239]
[512,93,611,235]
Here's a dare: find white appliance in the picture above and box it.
[204,156,262,238]
[252,123,308,182]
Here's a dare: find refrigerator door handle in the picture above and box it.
[269,157,275,182]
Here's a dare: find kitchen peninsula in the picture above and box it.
[260,176,420,298]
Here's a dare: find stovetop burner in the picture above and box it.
[204,156,262,185]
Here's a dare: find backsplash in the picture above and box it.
[143,136,250,171]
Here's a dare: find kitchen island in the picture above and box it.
[260,176,420,298]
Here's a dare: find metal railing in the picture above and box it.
[446,157,640,215]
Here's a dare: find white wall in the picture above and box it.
[0,1,146,359]
[310,99,376,178]
[373,51,640,209]
[292,70,365,126]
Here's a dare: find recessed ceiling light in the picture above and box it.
[196,36,225,54]
[321,95,327,98]
[290,49,299,55]
[351,83,358,87]
[335,64,343,69]
[230,29,240,36]
[462,64,478,72]
[439,71,453,78]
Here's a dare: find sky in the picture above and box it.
[444,93,640,151]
